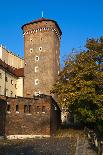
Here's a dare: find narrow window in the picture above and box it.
[11,80,13,85]
[28,105,31,113]
[35,67,39,72]
[7,105,10,112]
[24,105,28,113]
[35,79,39,85]
[35,56,39,61]
[39,47,42,51]
[30,48,33,53]
[15,84,17,89]
[16,105,19,112]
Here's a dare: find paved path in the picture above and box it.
[0,137,97,155]
[0,137,75,155]
[75,137,97,155]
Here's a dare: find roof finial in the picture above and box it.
[42,11,43,18]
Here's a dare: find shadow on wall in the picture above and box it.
[0,99,7,138]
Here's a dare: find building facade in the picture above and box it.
[22,18,62,97]
[0,45,24,69]
[0,46,24,98]
[0,17,62,138]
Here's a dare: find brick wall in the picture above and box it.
[4,95,61,137]
[23,20,61,97]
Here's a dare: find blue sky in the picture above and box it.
[0,0,103,64]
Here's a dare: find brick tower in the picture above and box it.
[22,18,62,97]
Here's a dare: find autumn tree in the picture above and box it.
[52,37,103,132]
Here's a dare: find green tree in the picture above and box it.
[52,37,103,132]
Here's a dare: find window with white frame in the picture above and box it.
[35,79,39,85]
[30,48,33,53]
[35,91,40,96]
[35,66,39,72]
[39,47,42,51]
[35,56,39,61]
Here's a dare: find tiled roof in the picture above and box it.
[21,18,62,35]
[0,59,24,77]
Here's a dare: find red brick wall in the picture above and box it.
[4,96,61,136]
[23,20,61,97]
[5,97,51,136]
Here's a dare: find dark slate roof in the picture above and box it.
[21,18,62,35]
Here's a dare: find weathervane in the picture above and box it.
[42,11,44,18]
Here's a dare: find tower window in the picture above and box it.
[35,67,39,72]
[35,56,39,61]
[16,105,19,113]
[35,79,39,85]
[39,47,42,51]
[30,48,33,53]
[35,91,40,96]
